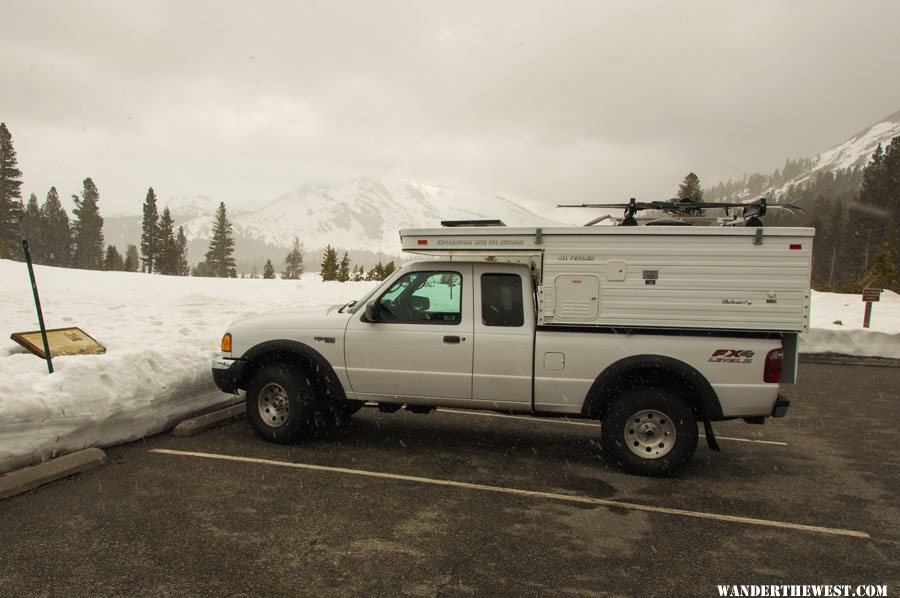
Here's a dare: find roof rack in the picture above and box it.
[558,197,803,227]
[441,219,506,227]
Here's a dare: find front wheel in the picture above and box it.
[246,365,316,444]
[601,387,698,477]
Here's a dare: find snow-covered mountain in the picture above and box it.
[793,109,900,186]
[823,111,900,165]
[188,178,567,257]
[104,178,571,269]
[710,109,900,201]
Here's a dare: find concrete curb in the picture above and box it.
[0,448,108,501]
[173,403,246,437]
[799,353,900,367]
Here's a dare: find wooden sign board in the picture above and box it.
[862,288,881,302]
[10,327,106,359]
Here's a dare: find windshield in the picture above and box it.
[346,273,396,314]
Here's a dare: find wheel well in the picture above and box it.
[583,358,721,422]
[241,349,344,403]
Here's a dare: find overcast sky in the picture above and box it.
[3,0,899,215]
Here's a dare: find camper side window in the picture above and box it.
[481,274,524,327]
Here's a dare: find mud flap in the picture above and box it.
[703,419,720,452]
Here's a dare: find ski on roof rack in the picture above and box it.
[441,219,507,227]
[557,197,803,227]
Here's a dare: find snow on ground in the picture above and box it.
[0,260,376,473]
[801,289,900,359]
[1,259,897,474]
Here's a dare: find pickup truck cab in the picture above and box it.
[213,222,810,476]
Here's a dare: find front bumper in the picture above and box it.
[772,394,790,418]
[212,356,246,394]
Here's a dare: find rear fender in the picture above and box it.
[582,354,723,421]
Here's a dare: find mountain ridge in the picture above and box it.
[709,109,900,201]
[103,177,571,270]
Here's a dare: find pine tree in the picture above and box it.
[22,193,45,264]
[0,122,23,259]
[192,260,214,277]
[383,261,396,277]
[841,248,896,293]
[846,138,900,290]
[124,244,140,272]
[320,245,339,281]
[41,187,71,267]
[352,264,365,281]
[176,226,189,276]
[72,178,105,270]
[204,202,236,277]
[338,251,350,282]
[103,244,125,271]
[263,258,276,279]
[140,187,160,273]
[367,262,385,281]
[283,237,304,279]
[156,206,177,274]
[676,172,704,202]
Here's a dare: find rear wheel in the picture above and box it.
[601,387,698,476]
[246,365,316,444]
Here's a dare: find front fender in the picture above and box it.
[238,339,347,401]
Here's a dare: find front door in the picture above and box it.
[344,265,473,402]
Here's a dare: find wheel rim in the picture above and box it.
[624,409,676,459]
[258,383,290,428]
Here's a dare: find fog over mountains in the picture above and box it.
[103,178,572,271]
[103,109,900,272]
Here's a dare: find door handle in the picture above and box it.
[443,335,461,344]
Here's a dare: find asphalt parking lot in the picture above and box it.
[1,362,898,597]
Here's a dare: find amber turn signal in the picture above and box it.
[221,333,232,353]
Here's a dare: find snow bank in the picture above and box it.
[0,260,897,474]
[801,289,900,358]
[0,260,376,473]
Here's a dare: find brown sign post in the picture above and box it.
[861,288,881,329]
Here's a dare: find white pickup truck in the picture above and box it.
[213,224,813,475]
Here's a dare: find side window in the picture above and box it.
[376,271,462,325]
[481,273,524,327]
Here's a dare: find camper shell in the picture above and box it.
[401,225,813,334]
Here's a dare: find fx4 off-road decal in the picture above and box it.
[708,349,755,364]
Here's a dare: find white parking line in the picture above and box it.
[434,408,788,446]
[150,448,867,539]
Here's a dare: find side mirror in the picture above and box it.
[410,295,430,311]
[365,301,379,322]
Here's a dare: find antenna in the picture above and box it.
[377,228,384,265]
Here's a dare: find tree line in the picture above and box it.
[741,140,898,292]
[0,121,117,270]
[245,239,396,281]
[705,157,819,201]
[693,141,898,292]
[1,122,398,282]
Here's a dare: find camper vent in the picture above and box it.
[440,219,506,227]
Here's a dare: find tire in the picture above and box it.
[246,364,316,444]
[601,387,698,477]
